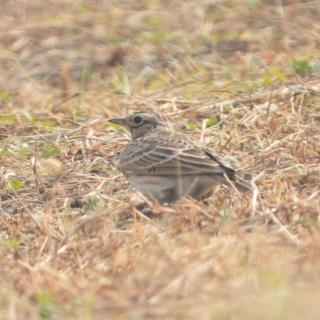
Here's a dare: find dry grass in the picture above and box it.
[0,0,320,319]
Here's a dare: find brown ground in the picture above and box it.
[0,0,320,319]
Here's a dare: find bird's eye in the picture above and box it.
[133,116,143,124]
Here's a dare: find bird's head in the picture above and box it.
[109,112,166,138]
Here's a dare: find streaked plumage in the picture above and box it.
[110,112,252,203]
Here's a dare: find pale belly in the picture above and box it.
[128,174,219,203]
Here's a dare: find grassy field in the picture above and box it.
[0,0,320,318]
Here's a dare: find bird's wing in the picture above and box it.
[117,134,236,177]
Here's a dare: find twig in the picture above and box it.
[51,92,80,111]
[258,193,300,246]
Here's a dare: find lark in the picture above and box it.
[110,112,252,203]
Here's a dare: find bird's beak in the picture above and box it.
[108,117,126,126]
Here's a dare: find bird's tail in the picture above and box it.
[234,174,254,193]
[224,172,254,193]
[234,173,259,216]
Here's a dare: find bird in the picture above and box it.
[109,112,252,204]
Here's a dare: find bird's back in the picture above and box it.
[115,128,253,202]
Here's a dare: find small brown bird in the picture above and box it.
[110,112,252,203]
